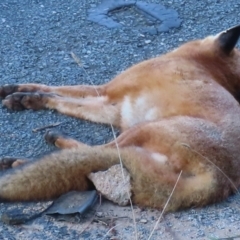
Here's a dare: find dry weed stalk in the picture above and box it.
[147,170,183,240]
[71,51,138,239]
[181,143,239,194]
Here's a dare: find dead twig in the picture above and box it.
[74,51,139,240]
[32,122,62,133]
[70,51,82,67]
[209,235,240,240]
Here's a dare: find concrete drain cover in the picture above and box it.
[88,0,181,33]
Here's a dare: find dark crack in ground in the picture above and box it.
[88,0,181,32]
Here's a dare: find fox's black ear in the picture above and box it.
[217,25,240,54]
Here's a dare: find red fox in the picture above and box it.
[0,25,240,212]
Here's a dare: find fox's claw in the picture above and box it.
[0,84,19,99]
[2,93,27,110]
[0,157,29,170]
[44,130,84,149]
[44,130,66,146]
[2,92,49,111]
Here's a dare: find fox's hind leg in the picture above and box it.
[0,132,89,170]
[44,123,157,150]
[44,130,89,149]
[0,118,222,210]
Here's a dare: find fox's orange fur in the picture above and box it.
[1,25,240,211]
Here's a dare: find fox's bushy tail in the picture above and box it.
[0,147,126,201]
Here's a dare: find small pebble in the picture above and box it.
[140,219,148,224]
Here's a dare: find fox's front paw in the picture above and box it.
[0,84,19,99]
[0,157,29,170]
[2,92,50,111]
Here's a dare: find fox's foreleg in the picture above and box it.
[1,92,120,125]
[0,84,105,98]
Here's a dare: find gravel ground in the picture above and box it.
[0,0,240,239]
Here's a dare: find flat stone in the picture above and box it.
[88,164,132,206]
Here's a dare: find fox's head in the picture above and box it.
[175,25,240,102]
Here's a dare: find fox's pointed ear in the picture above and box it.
[217,25,240,54]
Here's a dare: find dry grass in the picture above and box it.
[71,51,139,239]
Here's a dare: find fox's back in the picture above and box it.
[106,41,240,130]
